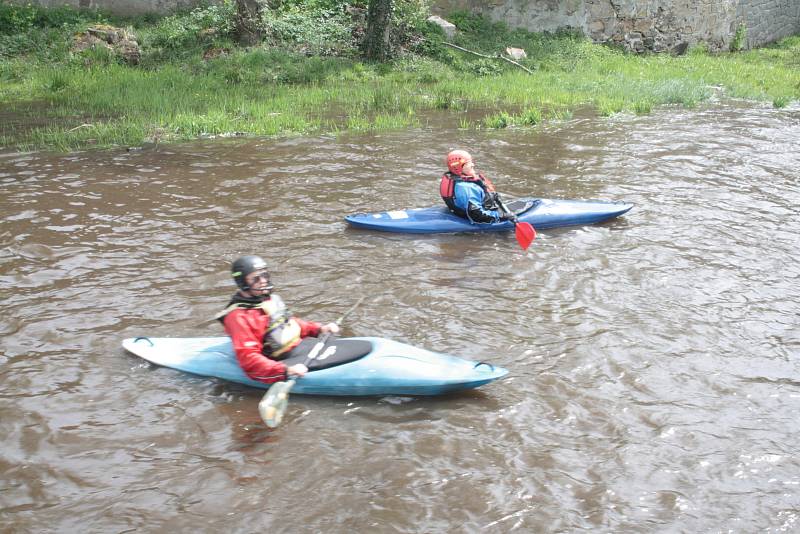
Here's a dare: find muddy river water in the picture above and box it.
[2,102,799,532]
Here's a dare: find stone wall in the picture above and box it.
[18,0,800,51]
[736,0,800,48]
[432,0,585,34]
[431,0,800,52]
[583,0,739,53]
[20,0,200,16]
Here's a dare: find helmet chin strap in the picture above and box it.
[245,284,273,297]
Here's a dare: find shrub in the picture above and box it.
[262,5,356,56]
[147,1,236,50]
[1,3,109,32]
[0,3,109,60]
[731,22,747,52]
[0,3,37,33]
[447,10,504,35]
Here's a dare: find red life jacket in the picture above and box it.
[439,172,497,217]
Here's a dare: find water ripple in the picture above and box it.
[1,103,799,532]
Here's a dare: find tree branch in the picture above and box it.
[442,41,535,75]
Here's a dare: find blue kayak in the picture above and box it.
[122,336,508,396]
[345,198,633,234]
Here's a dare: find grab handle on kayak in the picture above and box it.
[473,361,495,371]
[133,336,154,347]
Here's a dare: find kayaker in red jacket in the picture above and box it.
[217,255,339,384]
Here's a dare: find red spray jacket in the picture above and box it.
[223,306,321,384]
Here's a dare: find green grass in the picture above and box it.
[1,3,799,150]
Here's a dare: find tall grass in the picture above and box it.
[1,3,798,151]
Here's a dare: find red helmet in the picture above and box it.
[446,149,472,175]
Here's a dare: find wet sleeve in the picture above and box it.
[223,310,287,383]
[455,183,500,223]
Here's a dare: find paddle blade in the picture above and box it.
[515,222,536,250]
[258,379,295,428]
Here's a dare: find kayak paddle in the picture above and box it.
[496,196,536,250]
[258,296,366,428]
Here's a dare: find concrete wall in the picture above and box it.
[431,0,800,52]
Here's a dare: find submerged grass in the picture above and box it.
[1,3,798,151]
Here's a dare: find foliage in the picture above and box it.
[145,1,236,50]
[0,3,110,60]
[446,10,502,35]
[483,111,512,128]
[731,22,747,52]
[387,0,431,54]
[465,58,502,76]
[1,3,798,151]
[773,96,789,108]
[688,42,710,56]
[633,99,652,115]
[261,4,355,56]
[257,0,429,57]
[428,10,616,76]
[517,107,541,125]
[199,48,354,84]
[392,0,430,29]
[0,3,107,33]
[0,2,37,32]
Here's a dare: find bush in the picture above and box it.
[0,3,110,60]
[447,10,503,35]
[147,1,235,50]
[730,22,747,52]
[0,3,107,33]
[0,3,37,33]
[467,57,503,76]
[262,4,356,56]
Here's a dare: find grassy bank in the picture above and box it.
[1,2,798,151]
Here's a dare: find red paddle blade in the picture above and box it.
[515,222,536,250]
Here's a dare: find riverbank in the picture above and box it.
[1,3,798,152]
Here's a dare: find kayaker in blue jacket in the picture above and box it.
[439,150,509,223]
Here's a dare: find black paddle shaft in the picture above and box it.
[495,196,518,223]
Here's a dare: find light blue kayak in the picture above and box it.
[345,198,633,234]
[122,336,508,396]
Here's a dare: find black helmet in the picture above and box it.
[231,255,269,291]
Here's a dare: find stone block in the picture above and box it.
[589,20,605,32]
[565,0,581,15]
[635,18,652,32]
[427,15,457,39]
[505,46,527,59]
